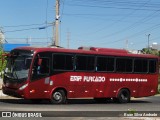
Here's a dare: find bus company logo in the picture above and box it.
[70,76,105,82]
[2,112,11,117]
[110,78,147,82]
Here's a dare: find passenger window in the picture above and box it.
[97,57,114,72]
[75,55,95,71]
[53,54,74,70]
[149,60,157,73]
[32,54,50,81]
[134,59,148,73]
[116,58,132,72]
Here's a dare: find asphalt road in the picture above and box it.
[0,95,160,120]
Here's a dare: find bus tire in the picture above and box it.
[117,89,130,103]
[50,90,66,104]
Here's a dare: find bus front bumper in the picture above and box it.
[2,85,24,98]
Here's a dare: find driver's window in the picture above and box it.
[31,54,50,81]
[37,58,49,74]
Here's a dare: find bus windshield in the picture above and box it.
[4,50,33,80]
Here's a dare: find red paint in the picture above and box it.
[2,46,159,100]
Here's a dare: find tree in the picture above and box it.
[142,48,159,56]
[0,48,7,77]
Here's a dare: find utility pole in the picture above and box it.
[147,34,150,51]
[54,0,60,46]
[52,22,55,46]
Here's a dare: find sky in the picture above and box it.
[0,0,160,50]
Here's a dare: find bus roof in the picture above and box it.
[14,46,159,59]
[78,46,128,54]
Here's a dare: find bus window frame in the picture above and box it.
[148,59,158,74]
[31,54,50,82]
[52,53,74,71]
[115,57,133,73]
[75,54,96,72]
[133,58,149,74]
[96,55,115,73]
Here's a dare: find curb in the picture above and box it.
[0,90,7,97]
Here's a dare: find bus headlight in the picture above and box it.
[19,84,28,90]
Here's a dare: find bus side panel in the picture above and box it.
[104,73,140,98]
[107,73,158,98]
[49,72,117,98]
[135,74,158,97]
[48,72,158,99]
[50,72,85,98]
[28,78,52,99]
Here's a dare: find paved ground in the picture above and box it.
[0,96,160,120]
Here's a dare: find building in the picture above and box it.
[151,43,160,51]
[3,43,30,52]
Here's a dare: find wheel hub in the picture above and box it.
[53,92,62,101]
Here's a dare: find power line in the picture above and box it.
[69,0,160,8]
[60,0,65,21]
[98,9,160,41]
[67,0,154,39]
[3,25,52,33]
[6,37,52,40]
[100,23,160,45]
[75,23,160,47]
[65,3,160,11]
[59,0,66,46]
[2,23,46,28]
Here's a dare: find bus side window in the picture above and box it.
[32,57,50,80]
[149,60,157,73]
[134,59,148,73]
[37,58,49,74]
[96,56,114,72]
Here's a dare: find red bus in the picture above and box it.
[2,46,159,104]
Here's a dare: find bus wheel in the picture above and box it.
[117,89,130,103]
[50,90,66,104]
